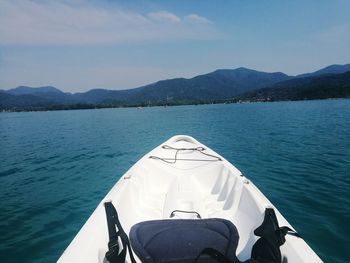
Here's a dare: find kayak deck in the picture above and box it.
[58,135,322,262]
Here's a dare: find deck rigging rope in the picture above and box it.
[149,145,222,164]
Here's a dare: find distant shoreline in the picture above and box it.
[2,66,350,113]
[1,97,349,113]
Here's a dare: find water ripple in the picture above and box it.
[0,100,349,263]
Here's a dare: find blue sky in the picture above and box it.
[0,0,349,92]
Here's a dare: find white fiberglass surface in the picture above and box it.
[58,135,322,263]
[116,140,265,259]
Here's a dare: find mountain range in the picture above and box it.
[1,63,350,110]
[241,70,350,101]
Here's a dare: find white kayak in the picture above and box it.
[58,135,322,263]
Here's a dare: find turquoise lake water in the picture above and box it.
[0,100,349,263]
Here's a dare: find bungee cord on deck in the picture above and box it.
[149,145,222,164]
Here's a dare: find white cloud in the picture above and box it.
[0,0,215,45]
[185,14,212,24]
[148,11,181,24]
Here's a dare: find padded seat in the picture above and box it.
[129,218,240,263]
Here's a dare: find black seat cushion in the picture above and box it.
[129,218,239,263]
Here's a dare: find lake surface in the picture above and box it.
[1,100,350,263]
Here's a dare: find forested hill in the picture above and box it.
[240,71,350,101]
[1,67,290,108]
[1,64,350,111]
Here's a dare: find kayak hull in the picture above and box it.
[58,135,322,262]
